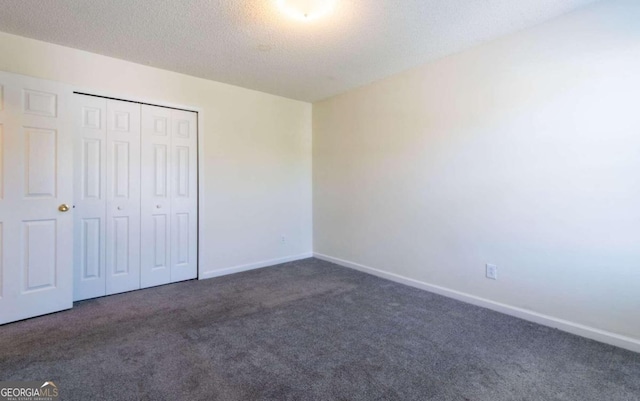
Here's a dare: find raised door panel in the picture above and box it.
[82,139,101,200]
[140,105,171,288]
[73,94,107,301]
[105,99,140,295]
[80,218,101,280]
[153,214,169,270]
[23,220,57,292]
[112,141,130,199]
[82,106,102,130]
[24,127,57,198]
[175,119,190,139]
[175,213,190,266]
[23,89,57,118]
[112,216,130,275]
[175,146,190,198]
[154,145,168,197]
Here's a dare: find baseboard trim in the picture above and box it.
[200,253,313,280]
[314,252,640,354]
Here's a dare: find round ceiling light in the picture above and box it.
[276,0,337,21]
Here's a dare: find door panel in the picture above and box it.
[153,214,168,268]
[140,105,171,288]
[175,146,190,197]
[141,106,197,287]
[154,145,168,197]
[82,139,101,199]
[176,213,190,265]
[74,96,142,299]
[23,220,57,291]
[0,71,73,324]
[81,218,101,279]
[24,128,57,197]
[23,89,57,118]
[113,141,131,198]
[73,95,107,301]
[170,110,197,283]
[112,216,130,274]
[105,100,140,295]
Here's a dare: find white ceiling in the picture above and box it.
[0,0,600,102]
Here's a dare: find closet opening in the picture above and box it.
[73,92,199,301]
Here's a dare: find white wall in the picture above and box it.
[313,0,640,347]
[0,31,312,276]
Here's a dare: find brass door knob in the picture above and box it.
[58,204,70,212]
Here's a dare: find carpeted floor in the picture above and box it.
[0,258,638,400]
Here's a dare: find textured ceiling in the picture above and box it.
[0,0,600,102]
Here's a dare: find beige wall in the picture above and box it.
[313,0,640,345]
[0,31,312,276]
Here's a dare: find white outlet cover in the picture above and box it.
[486,264,498,280]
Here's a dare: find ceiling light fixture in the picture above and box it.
[276,0,337,21]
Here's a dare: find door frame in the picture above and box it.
[68,85,204,281]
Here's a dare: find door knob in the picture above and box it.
[58,204,70,212]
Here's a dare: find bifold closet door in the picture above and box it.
[105,100,141,295]
[140,105,171,287]
[74,95,141,300]
[0,71,73,324]
[73,95,107,301]
[168,109,198,283]
[141,106,197,287]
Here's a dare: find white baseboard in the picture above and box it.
[314,252,640,354]
[200,252,313,280]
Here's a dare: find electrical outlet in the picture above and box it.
[486,264,498,280]
[280,235,286,244]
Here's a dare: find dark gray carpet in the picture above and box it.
[0,258,638,401]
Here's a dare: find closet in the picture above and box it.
[73,94,198,301]
[0,71,199,324]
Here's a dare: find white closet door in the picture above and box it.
[73,95,107,301]
[0,71,73,324]
[140,105,172,288]
[76,97,196,297]
[170,110,197,283]
[105,100,141,295]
